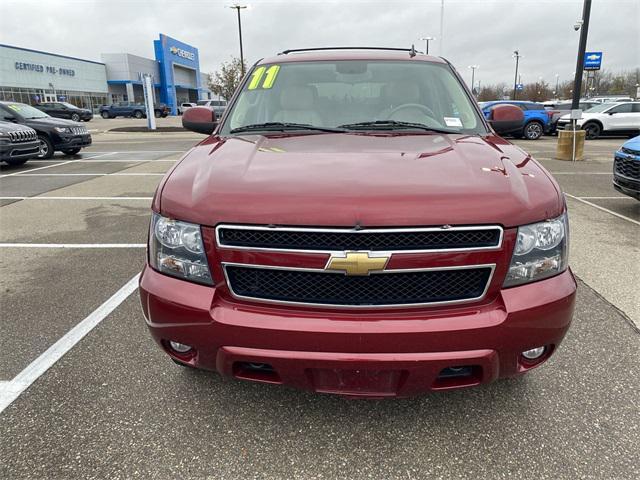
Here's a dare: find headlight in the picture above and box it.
[503,213,569,287]
[149,213,212,285]
[54,127,72,133]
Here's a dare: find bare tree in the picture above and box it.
[208,57,247,102]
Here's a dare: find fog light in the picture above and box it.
[169,341,192,353]
[522,346,546,360]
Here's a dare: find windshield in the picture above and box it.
[585,103,616,113]
[221,60,485,135]
[4,102,49,119]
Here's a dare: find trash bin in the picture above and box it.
[556,128,586,161]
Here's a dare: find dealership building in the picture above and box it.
[0,34,212,115]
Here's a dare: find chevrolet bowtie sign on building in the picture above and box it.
[169,46,195,61]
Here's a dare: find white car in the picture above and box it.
[177,102,197,115]
[557,102,640,139]
[196,99,227,117]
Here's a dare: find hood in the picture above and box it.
[24,117,83,128]
[0,121,36,134]
[622,135,640,151]
[160,133,563,229]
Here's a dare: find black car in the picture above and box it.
[0,121,40,165]
[544,101,600,134]
[34,101,93,122]
[99,102,170,119]
[0,101,92,159]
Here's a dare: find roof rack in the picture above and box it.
[278,46,419,56]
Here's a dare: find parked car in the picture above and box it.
[557,102,640,139]
[543,101,599,134]
[139,47,576,398]
[196,99,227,117]
[34,102,93,122]
[0,121,40,165]
[99,102,169,119]
[613,135,640,199]
[0,101,91,159]
[177,102,197,115]
[480,101,551,139]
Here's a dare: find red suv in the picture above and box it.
[139,48,576,398]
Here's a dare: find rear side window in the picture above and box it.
[526,103,545,110]
[610,104,633,114]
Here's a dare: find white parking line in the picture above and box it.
[9,173,164,177]
[550,172,612,175]
[0,196,153,200]
[26,159,176,163]
[0,243,146,248]
[566,194,640,226]
[0,152,117,178]
[578,196,636,200]
[0,274,140,414]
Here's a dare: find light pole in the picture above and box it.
[554,73,560,99]
[468,65,478,94]
[229,4,247,75]
[512,50,522,100]
[419,36,435,55]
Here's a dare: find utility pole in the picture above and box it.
[571,0,591,111]
[420,36,435,55]
[229,4,247,75]
[512,50,521,100]
[468,65,478,95]
[439,0,444,55]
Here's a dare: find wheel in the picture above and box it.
[134,110,144,119]
[583,122,601,140]
[37,135,54,159]
[70,113,80,122]
[101,111,110,119]
[154,110,162,118]
[523,121,544,140]
[161,113,168,118]
[3,158,29,166]
[62,148,81,156]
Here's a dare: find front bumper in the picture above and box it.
[54,134,92,150]
[139,266,577,397]
[0,140,41,160]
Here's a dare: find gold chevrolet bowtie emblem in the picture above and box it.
[326,251,390,276]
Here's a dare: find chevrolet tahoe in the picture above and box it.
[139,48,576,398]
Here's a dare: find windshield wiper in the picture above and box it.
[230,122,346,134]
[338,120,454,134]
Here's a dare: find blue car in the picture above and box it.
[614,135,640,200]
[480,101,551,140]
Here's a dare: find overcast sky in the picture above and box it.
[1,0,638,87]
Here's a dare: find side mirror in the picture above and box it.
[182,106,217,135]
[487,104,525,136]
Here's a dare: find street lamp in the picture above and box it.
[229,4,247,75]
[512,50,522,100]
[419,36,435,55]
[554,73,560,99]
[467,65,479,94]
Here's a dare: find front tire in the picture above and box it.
[70,113,80,122]
[523,121,544,140]
[134,110,144,119]
[37,135,54,159]
[583,122,601,140]
[101,111,110,119]
[62,148,81,156]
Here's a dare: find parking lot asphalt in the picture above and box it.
[1,129,638,479]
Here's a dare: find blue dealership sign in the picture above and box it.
[153,34,202,115]
[584,52,602,71]
[515,83,524,91]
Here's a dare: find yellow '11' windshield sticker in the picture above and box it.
[248,65,280,90]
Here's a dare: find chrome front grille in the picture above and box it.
[71,126,88,135]
[216,225,503,253]
[8,129,37,142]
